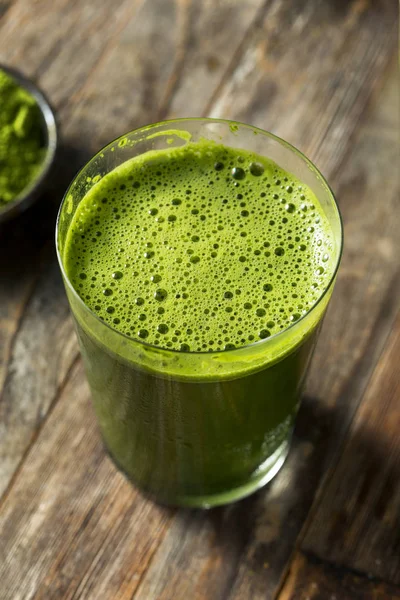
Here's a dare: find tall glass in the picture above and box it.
[56,119,342,508]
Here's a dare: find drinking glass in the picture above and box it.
[56,119,343,508]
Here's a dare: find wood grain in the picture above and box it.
[278,551,400,600]
[305,54,399,419]
[0,258,77,497]
[0,361,173,600]
[0,0,144,105]
[301,314,400,584]
[59,0,267,151]
[163,0,268,119]
[0,0,398,597]
[208,0,398,178]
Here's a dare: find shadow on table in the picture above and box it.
[170,394,400,589]
[0,142,89,286]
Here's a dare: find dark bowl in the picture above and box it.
[0,65,58,224]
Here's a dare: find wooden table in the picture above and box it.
[0,1,398,598]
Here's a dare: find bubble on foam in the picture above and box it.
[259,329,271,339]
[232,167,245,180]
[249,162,264,177]
[157,323,169,334]
[154,289,168,301]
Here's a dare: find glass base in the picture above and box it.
[174,439,290,508]
[106,438,290,509]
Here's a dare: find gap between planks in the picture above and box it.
[278,550,400,600]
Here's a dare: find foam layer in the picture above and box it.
[64,141,335,352]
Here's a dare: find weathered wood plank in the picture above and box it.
[0,258,77,497]
[0,0,144,105]
[209,0,398,179]
[59,0,267,150]
[301,314,400,584]
[277,551,400,600]
[0,361,173,600]
[57,0,181,148]
[134,501,259,600]
[162,0,267,119]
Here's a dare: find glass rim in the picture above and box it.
[56,117,343,357]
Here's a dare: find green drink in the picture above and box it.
[57,119,342,507]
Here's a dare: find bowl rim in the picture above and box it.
[0,64,58,224]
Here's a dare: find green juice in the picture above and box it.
[62,138,337,506]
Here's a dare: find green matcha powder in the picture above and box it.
[0,68,45,207]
